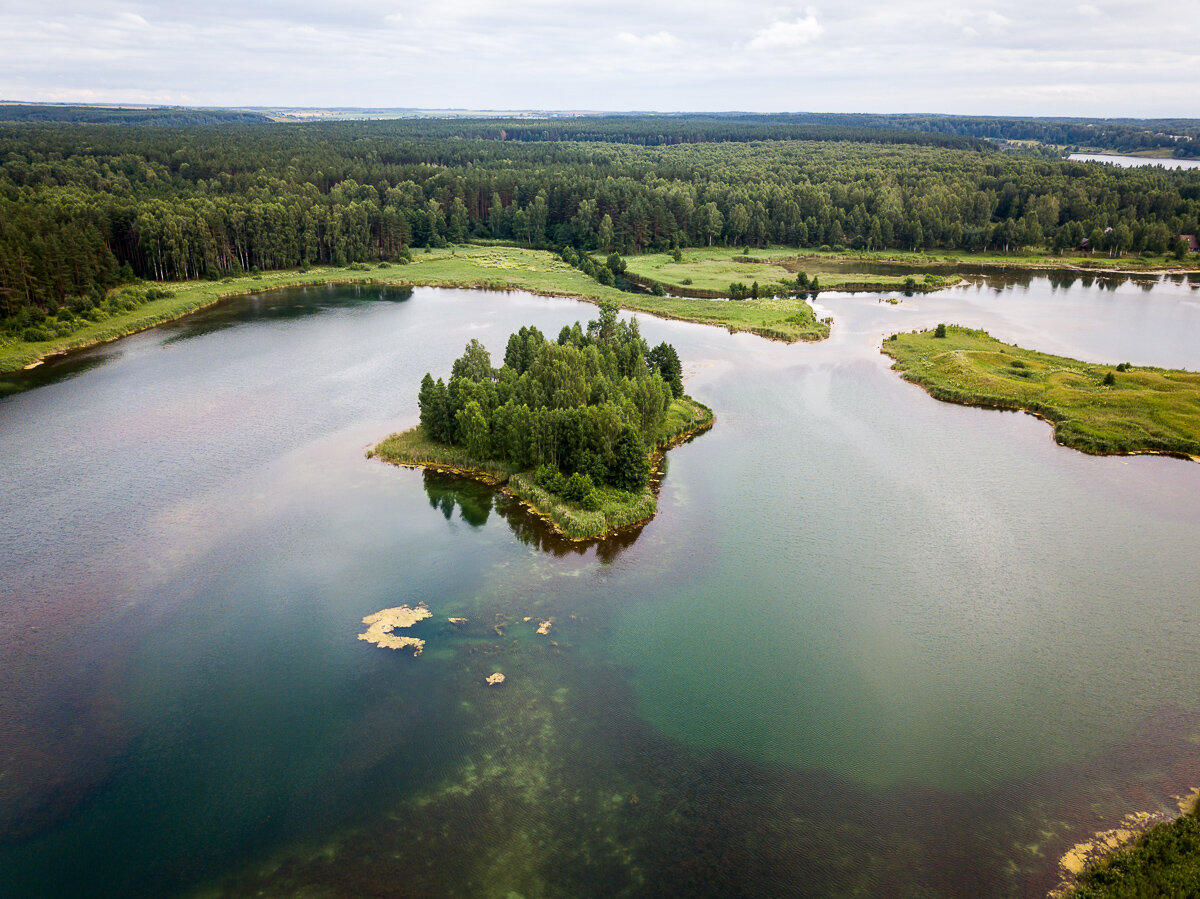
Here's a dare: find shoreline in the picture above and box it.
[881,327,1200,464]
[0,252,826,377]
[370,401,715,541]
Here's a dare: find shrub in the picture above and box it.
[651,282,666,296]
[1010,359,1026,368]
[534,463,565,495]
[1103,371,1117,386]
[934,323,947,338]
[562,471,595,503]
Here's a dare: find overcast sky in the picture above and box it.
[2,1,1198,117]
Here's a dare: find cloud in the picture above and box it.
[984,10,1012,30]
[746,12,823,51]
[616,31,679,51]
[1073,3,1102,15]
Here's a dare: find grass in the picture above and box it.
[620,246,931,295]
[796,246,1200,272]
[882,326,1200,460]
[0,246,829,375]
[370,397,714,541]
[1068,811,1200,898]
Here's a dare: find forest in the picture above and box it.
[3,114,1200,333]
[415,300,683,508]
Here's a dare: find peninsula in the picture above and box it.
[882,326,1200,460]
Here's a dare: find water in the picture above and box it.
[1067,152,1200,170]
[1,278,1199,897]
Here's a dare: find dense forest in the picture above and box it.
[3,115,1200,330]
[416,301,684,506]
[0,104,271,126]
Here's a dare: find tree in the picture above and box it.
[457,400,491,458]
[597,214,614,252]
[451,338,493,383]
[609,427,651,492]
[648,342,684,398]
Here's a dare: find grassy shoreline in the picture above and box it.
[0,247,828,375]
[882,326,1200,461]
[370,398,714,541]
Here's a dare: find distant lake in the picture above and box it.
[2,277,1200,897]
[1068,152,1200,170]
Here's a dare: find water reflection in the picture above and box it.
[162,283,414,344]
[0,352,115,399]
[421,469,644,562]
[422,470,494,527]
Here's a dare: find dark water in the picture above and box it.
[1,279,1199,898]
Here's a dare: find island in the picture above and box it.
[370,300,714,540]
[882,326,1200,460]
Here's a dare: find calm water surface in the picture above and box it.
[1,278,1199,897]
[1068,152,1200,170]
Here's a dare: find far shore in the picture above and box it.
[4,244,1197,378]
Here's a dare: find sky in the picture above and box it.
[2,1,1198,117]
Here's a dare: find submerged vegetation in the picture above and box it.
[373,300,713,539]
[882,326,1200,459]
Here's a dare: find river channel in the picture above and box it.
[1,274,1199,897]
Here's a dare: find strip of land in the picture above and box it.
[0,247,828,376]
[370,397,714,541]
[882,326,1200,460]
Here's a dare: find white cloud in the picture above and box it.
[616,30,679,51]
[985,10,1012,30]
[746,12,823,51]
[1073,3,1102,15]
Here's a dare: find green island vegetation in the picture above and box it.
[882,326,1200,459]
[1066,807,1200,898]
[371,300,712,540]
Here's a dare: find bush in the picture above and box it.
[580,489,603,512]
[562,471,596,503]
[22,326,51,342]
[651,282,666,296]
[934,323,947,338]
[1103,371,1117,386]
[534,463,566,495]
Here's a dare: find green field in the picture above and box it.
[371,398,714,540]
[0,247,828,375]
[882,326,1200,459]
[619,246,933,294]
[621,246,1199,302]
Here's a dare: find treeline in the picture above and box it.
[3,117,1200,319]
[417,301,683,504]
[0,104,271,126]
[716,114,1200,157]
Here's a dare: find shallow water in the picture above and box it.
[1,278,1199,897]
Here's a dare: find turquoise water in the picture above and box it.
[1,278,1199,897]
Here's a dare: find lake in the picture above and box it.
[2,275,1199,897]
[1067,152,1200,170]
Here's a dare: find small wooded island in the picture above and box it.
[883,326,1200,460]
[371,300,713,539]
